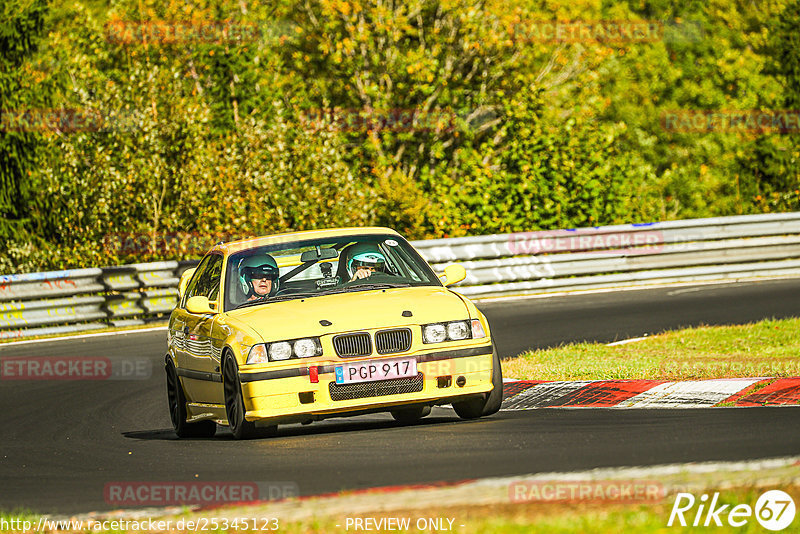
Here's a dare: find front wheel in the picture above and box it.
[165,359,216,438]
[452,346,503,419]
[223,355,276,439]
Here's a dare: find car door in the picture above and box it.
[177,253,226,405]
[170,255,211,379]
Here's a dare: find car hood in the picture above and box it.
[224,286,469,342]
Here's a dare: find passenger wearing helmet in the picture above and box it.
[238,254,280,301]
[347,244,387,281]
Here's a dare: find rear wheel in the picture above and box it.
[223,354,276,439]
[165,359,216,438]
[391,405,431,424]
[453,346,503,419]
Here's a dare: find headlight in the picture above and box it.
[423,323,447,343]
[447,321,469,340]
[293,338,321,358]
[423,321,474,343]
[268,341,292,361]
[261,337,323,361]
[246,344,269,364]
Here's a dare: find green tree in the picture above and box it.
[735,0,800,213]
[766,0,800,109]
[0,0,49,240]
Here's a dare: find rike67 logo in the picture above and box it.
[668,490,796,531]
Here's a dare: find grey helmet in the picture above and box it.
[346,243,387,277]
[238,254,280,297]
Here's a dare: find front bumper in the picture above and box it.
[238,344,494,423]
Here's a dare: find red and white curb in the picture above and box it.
[501,378,800,409]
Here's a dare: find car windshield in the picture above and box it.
[224,234,441,311]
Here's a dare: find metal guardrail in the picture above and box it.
[0,269,104,301]
[411,212,800,297]
[0,263,180,340]
[1,212,800,340]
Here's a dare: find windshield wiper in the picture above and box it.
[336,282,411,292]
[268,292,321,302]
[233,292,320,310]
[320,283,413,295]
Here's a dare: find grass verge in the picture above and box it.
[502,317,800,381]
[270,486,800,533]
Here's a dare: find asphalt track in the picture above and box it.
[1,278,800,514]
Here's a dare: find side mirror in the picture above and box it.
[441,264,467,287]
[186,295,217,315]
[178,267,197,300]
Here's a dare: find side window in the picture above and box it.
[181,256,211,308]
[382,243,424,282]
[192,255,223,302]
[205,256,223,301]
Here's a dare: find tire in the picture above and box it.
[391,405,431,424]
[222,354,276,439]
[481,347,504,416]
[165,359,216,438]
[452,345,503,420]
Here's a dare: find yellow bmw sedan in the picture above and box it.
[165,227,502,439]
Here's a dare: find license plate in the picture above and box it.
[334,357,417,385]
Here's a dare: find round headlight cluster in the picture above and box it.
[447,321,469,340]
[423,320,472,343]
[293,338,319,358]
[263,337,322,361]
[423,324,447,343]
[268,341,293,361]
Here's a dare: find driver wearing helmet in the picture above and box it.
[347,245,388,281]
[239,254,280,301]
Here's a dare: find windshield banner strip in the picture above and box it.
[239,344,493,383]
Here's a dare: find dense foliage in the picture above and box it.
[1,0,799,272]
